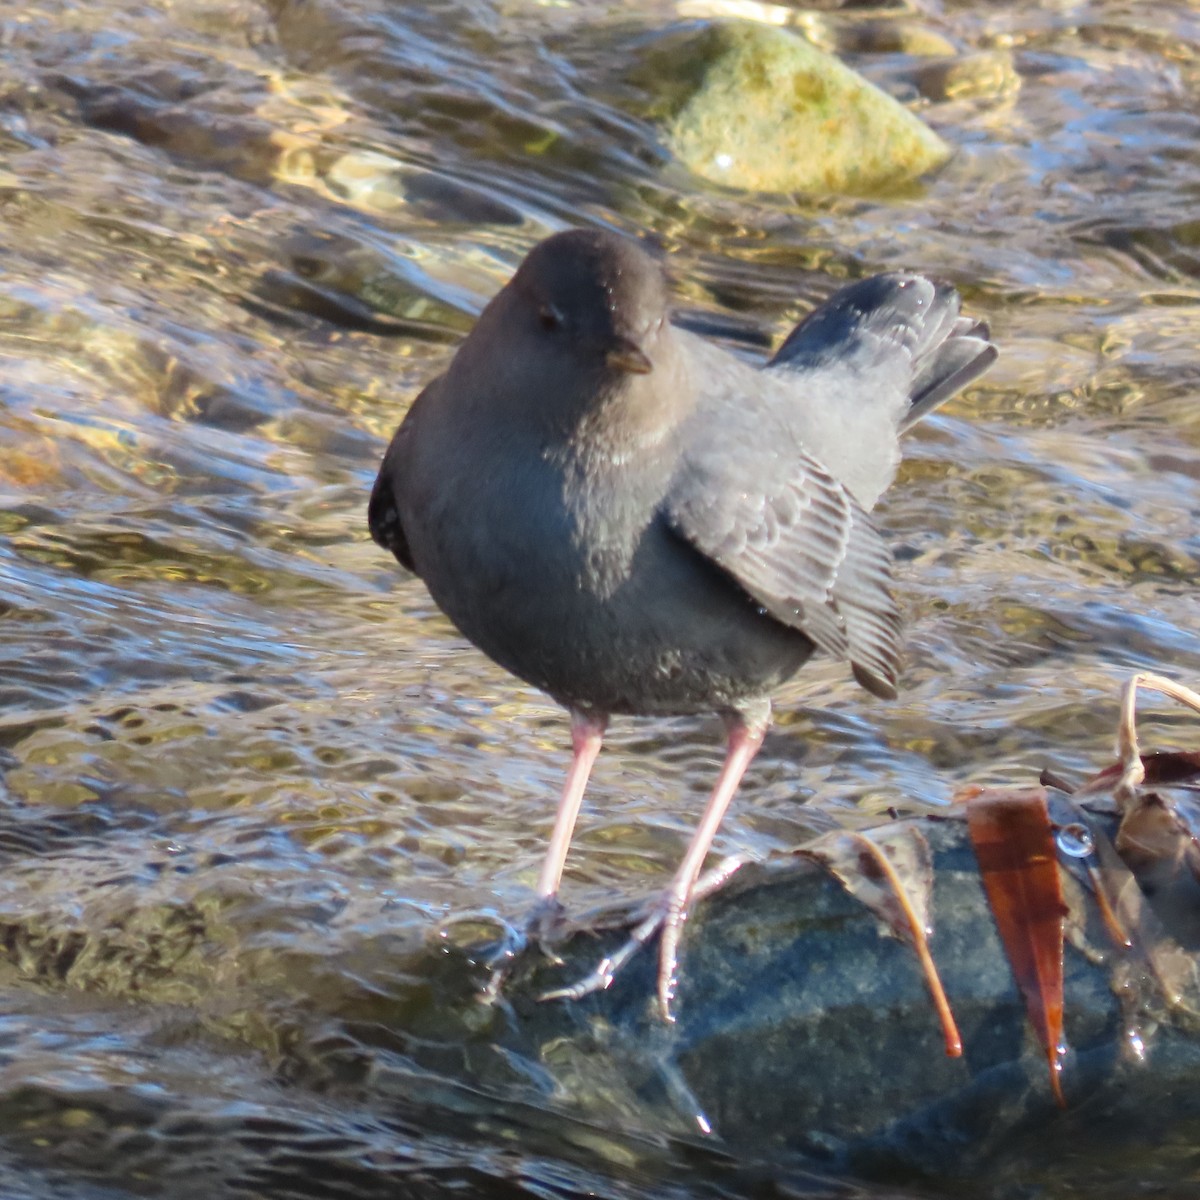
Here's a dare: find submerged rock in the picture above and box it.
[0,782,1198,1195]
[633,22,951,195]
[911,48,1021,105]
[484,799,1200,1182]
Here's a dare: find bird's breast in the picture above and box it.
[398,432,810,715]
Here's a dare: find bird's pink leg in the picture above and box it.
[534,709,607,901]
[655,714,765,1018]
[541,709,767,1019]
[483,710,606,1001]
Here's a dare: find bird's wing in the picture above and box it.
[664,422,901,699]
[368,381,440,574]
[368,436,414,572]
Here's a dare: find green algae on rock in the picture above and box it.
[647,22,952,196]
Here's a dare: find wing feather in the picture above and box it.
[665,431,900,699]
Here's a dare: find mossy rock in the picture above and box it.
[638,22,952,196]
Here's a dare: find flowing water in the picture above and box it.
[1,0,1199,1196]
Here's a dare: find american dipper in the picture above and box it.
[369,228,996,1016]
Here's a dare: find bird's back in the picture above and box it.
[762,273,996,508]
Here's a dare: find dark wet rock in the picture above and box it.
[909,49,1021,105]
[822,20,958,59]
[465,803,1200,1183]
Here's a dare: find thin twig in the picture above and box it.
[1106,673,1200,809]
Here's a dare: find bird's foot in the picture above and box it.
[480,896,569,1004]
[538,854,748,1020]
[538,899,671,1009]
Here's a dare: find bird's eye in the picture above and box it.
[538,304,562,333]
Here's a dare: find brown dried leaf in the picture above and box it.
[965,787,1068,1107]
[805,826,961,1057]
[1082,750,1200,798]
[1116,794,1200,951]
[804,828,930,945]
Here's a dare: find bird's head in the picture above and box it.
[504,228,668,379]
[444,229,683,448]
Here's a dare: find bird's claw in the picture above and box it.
[479,896,570,1003]
[538,899,681,1017]
[538,956,617,1003]
[479,925,527,1005]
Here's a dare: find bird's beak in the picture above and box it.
[605,337,653,375]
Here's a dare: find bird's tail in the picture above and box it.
[900,309,995,433]
[769,273,997,432]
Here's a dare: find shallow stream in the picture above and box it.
[1,1,1199,1196]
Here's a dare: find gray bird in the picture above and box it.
[369,228,996,1016]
